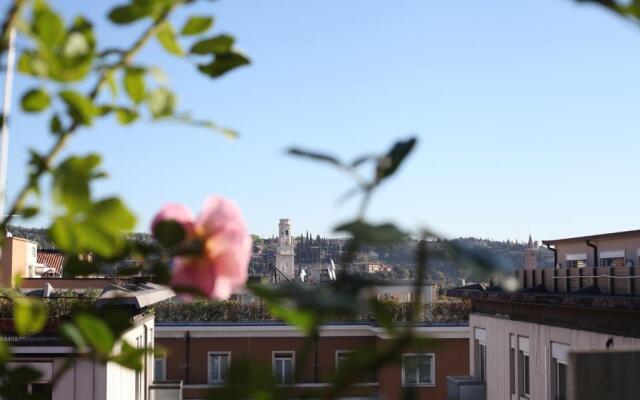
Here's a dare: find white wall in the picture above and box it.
[469,313,640,400]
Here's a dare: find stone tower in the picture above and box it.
[276,219,295,280]
[524,234,538,270]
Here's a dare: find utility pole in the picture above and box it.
[0,26,16,220]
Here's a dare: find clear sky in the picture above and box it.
[6,0,640,241]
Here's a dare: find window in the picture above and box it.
[510,335,516,397]
[566,253,587,268]
[600,250,625,267]
[208,352,230,384]
[474,328,487,382]
[154,357,166,382]
[273,352,294,384]
[551,342,569,400]
[401,353,435,386]
[518,336,530,399]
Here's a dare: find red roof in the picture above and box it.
[37,250,65,275]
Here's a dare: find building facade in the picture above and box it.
[155,322,469,400]
[449,229,640,400]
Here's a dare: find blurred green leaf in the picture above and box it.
[59,90,97,126]
[190,34,234,55]
[153,220,186,247]
[110,341,146,370]
[181,16,213,36]
[115,107,139,124]
[63,32,90,58]
[59,322,87,349]
[21,88,50,112]
[288,148,342,167]
[62,258,101,277]
[334,220,406,245]
[156,21,184,56]
[0,341,9,363]
[50,114,62,134]
[52,154,102,212]
[148,87,176,118]
[197,51,250,78]
[375,137,417,183]
[123,67,145,104]
[21,207,39,219]
[75,313,115,356]
[108,4,150,24]
[32,1,65,50]
[13,297,47,336]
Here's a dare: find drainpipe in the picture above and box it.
[587,240,598,268]
[314,330,319,383]
[545,244,557,268]
[185,330,191,384]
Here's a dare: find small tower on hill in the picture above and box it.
[275,219,295,280]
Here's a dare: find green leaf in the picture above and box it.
[110,341,146,370]
[63,32,90,58]
[123,68,145,104]
[115,108,139,125]
[32,1,65,50]
[13,297,47,336]
[148,87,176,118]
[190,34,234,55]
[197,51,250,78]
[375,137,417,183]
[180,16,213,36]
[50,114,62,135]
[59,90,97,126]
[59,322,87,350]
[21,88,50,112]
[288,148,342,167]
[156,21,184,56]
[334,221,406,245]
[108,4,149,25]
[91,197,136,231]
[153,220,186,247]
[52,154,102,212]
[21,207,39,219]
[75,313,115,356]
[0,341,9,363]
[104,70,118,97]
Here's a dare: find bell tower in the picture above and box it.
[524,234,538,270]
[276,219,295,280]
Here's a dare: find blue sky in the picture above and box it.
[6,0,640,241]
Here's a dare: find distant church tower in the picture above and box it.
[524,234,538,270]
[276,219,295,280]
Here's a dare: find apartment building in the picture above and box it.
[155,321,469,400]
[448,229,640,400]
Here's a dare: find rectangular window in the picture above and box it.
[509,334,516,397]
[518,336,530,399]
[600,250,625,267]
[401,353,435,386]
[208,352,230,384]
[273,352,294,384]
[551,342,569,400]
[154,357,166,382]
[566,253,587,268]
[474,327,487,382]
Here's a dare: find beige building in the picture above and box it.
[449,229,640,400]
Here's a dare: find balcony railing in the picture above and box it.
[517,267,640,295]
[149,380,183,400]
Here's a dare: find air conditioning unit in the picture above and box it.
[447,375,485,400]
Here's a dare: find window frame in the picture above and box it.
[272,351,295,385]
[153,355,166,382]
[551,342,569,400]
[517,336,530,400]
[566,253,587,268]
[207,351,231,385]
[401,352,436,387]
[599,250,625,267]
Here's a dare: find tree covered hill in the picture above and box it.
[9,226,552,287]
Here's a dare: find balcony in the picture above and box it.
[149,380,183,400]
[517,266,640,296]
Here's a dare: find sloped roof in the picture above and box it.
[37,250,65,275]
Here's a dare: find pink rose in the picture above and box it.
[151,197,251,300]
